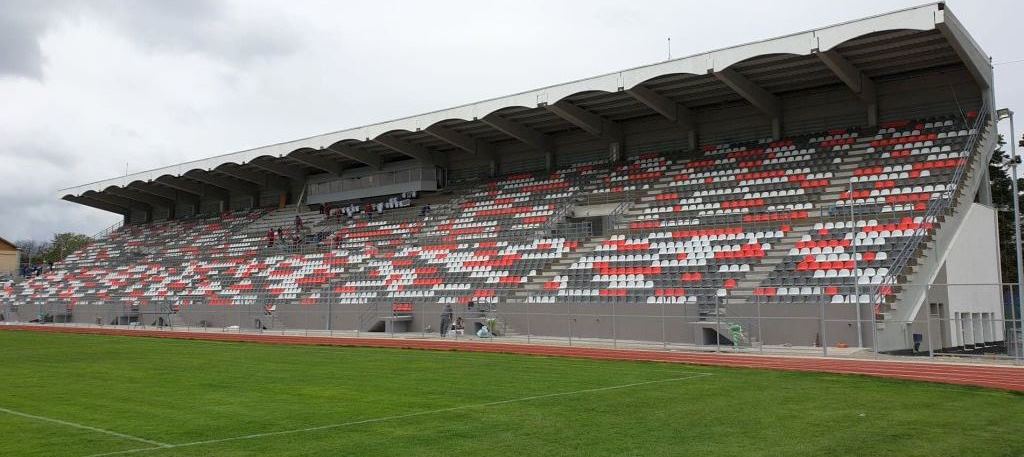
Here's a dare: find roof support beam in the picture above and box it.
[106,187,176,211]
[128,181,198,206]
[372,135,446,167]
[324,144,382,170]
[423,125,495,160]
[423,125,497,175]
[545,101,623,143]
[481,113,555,169]
[714,68,782,139]
[154,176,226,201]
[216,166,289,189]
[936,13,992,92]
[817,50,878,127]
[247,160,307,182]
[216,166,266,185]
[63,195,128,215]
[86,193,151,216]
[288,150,344,176]
[181,174,255,210]
[182,172,257,196]
[626,85,697,150]
[626,85,696,128]
[481,114,552,151]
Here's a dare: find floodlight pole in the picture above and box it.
[1001,109,1024,358]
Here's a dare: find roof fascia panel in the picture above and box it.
[934,7,993,90]
[816,3,939,51]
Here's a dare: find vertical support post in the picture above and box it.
[567,301,572,347]
[489,158,499,178]
[850,182,862,348]
[926,300,934,357]
[757,295,764,354]
[1018,285,1023,364]
[1012,284,1020,363]
[661,300,667,350]
[870,288,879,356]
[866,103,878,128]
[1007,113,1024,360]
[608,142,621,163]
[526,298,532,344]
[715,297,722,353]
[820,296,828,357]
[969,313,977,350]
[611,299,618,349]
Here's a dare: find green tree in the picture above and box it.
[14,239,51,267]
[39,233,93,265]
[989,134,1024,283]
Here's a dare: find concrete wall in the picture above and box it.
[878,203,1004,351]
[876,66,982,122]
[307,162,438,204]
[483,301,863,348]
[940,203,1005,345]
[22,298,859,349]
[571,203,621,218]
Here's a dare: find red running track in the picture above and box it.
[3,325,1023,392]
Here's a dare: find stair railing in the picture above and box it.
[863,105,990,312]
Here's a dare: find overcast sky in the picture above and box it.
[0,0,1019,242]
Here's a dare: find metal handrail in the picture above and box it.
[576,189,640,206]
[862,106,990,309]
[612,210,813,238]
[92,220,125,240]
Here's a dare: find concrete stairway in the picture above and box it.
[510,236,609,302]
[720,138,875,306]
[724,226,809,305]
[882,120,996,323]
[818,138,875,206]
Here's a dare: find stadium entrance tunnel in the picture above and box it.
[568,205,618,237]
[364,316,412,333]
[366,319,385,332]
[700,326,731,347]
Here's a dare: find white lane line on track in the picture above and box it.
[83,372,712,457]
[0,406,171,448]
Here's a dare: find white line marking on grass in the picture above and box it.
[0,406,171,448]
[83,372,712,457]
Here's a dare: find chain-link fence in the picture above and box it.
[4,281,1020,363]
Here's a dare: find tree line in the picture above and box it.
[990,134,1024,284]
[15,232,93,268]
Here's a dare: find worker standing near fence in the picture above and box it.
[439,304,453,337]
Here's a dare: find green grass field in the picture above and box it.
[0,331,1021,457]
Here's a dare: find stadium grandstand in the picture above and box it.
[0,2,1008,354]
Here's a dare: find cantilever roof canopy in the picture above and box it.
[62,2,992,215]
